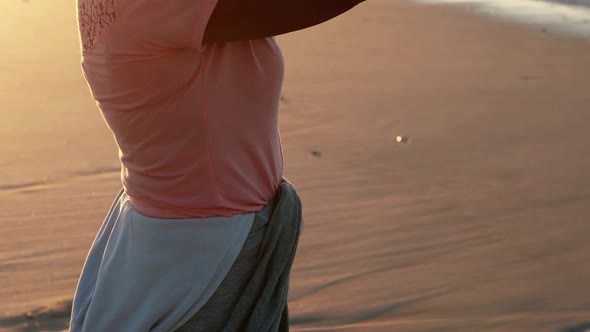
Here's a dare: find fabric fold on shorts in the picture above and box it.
[70,189,256,332]
[176,177,303,332]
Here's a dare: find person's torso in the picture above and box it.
[78,0,285,218]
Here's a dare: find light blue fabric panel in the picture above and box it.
[70,189,254,332]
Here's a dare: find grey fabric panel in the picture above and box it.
[175,178,302,332]
[173,203,273,331]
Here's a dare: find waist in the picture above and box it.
[124,173,282,219]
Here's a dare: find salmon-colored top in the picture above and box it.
[78,0,285,218]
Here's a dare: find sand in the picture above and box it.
[415,0,590,38]
[1,0,590,331]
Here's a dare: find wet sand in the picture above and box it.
[415,0,590,38]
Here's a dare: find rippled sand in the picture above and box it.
[1,1,590,331]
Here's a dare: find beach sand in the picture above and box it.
[1,0,590,331]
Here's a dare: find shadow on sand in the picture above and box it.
[559,322,590,332]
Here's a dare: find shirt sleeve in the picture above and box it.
[118,0,219,51]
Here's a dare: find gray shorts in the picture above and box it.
[174,198,277,332]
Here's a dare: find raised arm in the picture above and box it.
[203,0,366,43]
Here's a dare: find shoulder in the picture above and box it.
[77,0,218,55]
[77,0,118,55]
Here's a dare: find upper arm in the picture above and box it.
[202,0,366,43]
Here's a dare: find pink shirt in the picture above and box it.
[79,0,285,218]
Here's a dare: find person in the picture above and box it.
[70,0,365,331]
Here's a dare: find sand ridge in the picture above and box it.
[1,0,590,331]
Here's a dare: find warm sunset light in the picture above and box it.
[1,0,590,331]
